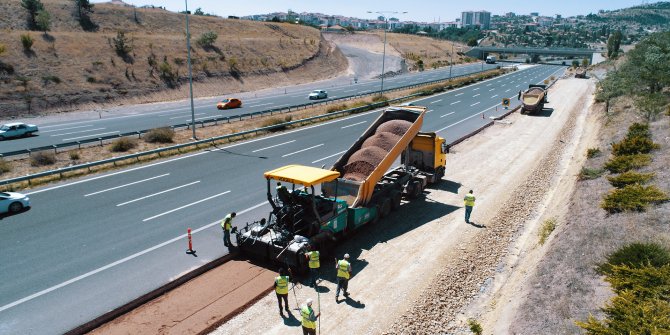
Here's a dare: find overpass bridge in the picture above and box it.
[466,46,602,63]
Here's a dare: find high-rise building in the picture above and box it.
[461,10,491,29]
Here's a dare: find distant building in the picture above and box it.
[530,12,539,16]
[505,12,516,17]
[556,14,562,19]
[461,10,491,29]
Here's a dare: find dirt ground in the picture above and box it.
[205,78,596,334]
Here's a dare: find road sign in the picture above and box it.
[502,98,510,108]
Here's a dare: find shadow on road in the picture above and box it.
[529,107,554,118]
[0,207,31,220]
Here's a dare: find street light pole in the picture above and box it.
[368,10,406,97]
[449,42,453,80]
[185,0,196,140]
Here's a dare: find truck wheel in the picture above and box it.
[391,192,402,210]
[408,181,422,199]
[380,198,392,218]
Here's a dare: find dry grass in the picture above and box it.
[0,0,332,117]
[370,31,471,71]
[0,68,505,191]
[509,101,670,334]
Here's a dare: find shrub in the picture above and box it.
[30,151,56,166]
[144,127,175,143]
[611,136,659,156]
[607,171,655,188]
[112,31,132,56]
[371,95,389,103]
[42,75,61,84]
[21,34,34,50]
[262,117,289,131]
[69,151,80,161]
[578,167,605,180]
[606,264,670,300]
[626,123,651,140]
[326,104,347,113]
[110,138,136,152]
[196,31,218,48]
[604,154,651,173]
[601,184,668,213]
[586,148,601,158]
[0,159,11,174]
[598,243,670,275]
[538,217,557,245]
[284,115,292,122]
[468,319,483,335]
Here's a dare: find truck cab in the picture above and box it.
[486,55,496,64]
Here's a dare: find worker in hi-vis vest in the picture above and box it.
[221,212,236,247]
[464,190,476,224]
[305,245,320,288]
[301,298,320,335]
[274,268,290,315]
[335,253,352,301]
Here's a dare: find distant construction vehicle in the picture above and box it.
[575,68,586,78]
[485,55,497,64]
[521,84,547,114]
[236,106,447,272]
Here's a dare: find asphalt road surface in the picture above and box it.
[0,62,499,154]
[0,64,565,335]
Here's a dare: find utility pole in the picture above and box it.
[367,10,407,97]
[185,0,196,140]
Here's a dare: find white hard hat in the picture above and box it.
[344,253,350,259]
[306,298,313,306]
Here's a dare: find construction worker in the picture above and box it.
[276,182,291,205]
[274,268,290,315]
[464,190,475,224]
[305,245,320,287]
[221,212,236,247]
[335,253,352,300]
[301,298,320,335]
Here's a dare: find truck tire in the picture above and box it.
[380,198,392,218]
[391,191,402,210]
[408,181,422,199]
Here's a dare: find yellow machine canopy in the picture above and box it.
[264,165,340,187]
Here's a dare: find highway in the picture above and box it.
[0,64,565,334]
[0,62,500,154]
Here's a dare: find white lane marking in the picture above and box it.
[0,200,267,313]
[117,181,201,207]
[62,131,120,141]
[343,89,357,93]
[440,112,455,118]
[501,84,506,87]
[84,173,170,197]
[486,83,492,86]
[426,109,433,113]
[473,94,480,97]
[436,102,500,133]
[252,140,296,153]
[40,125,93,133]
[430,99,443,104]
[190,116,222,122]
[472,88,480,91]
[471,102,481,106]
[491,95,498,98]
[312,150,347,164]
[246,102,274,108]
[170,113,205,120]
[282,144,324,157]
[506,89,512,92]
[489,88,495,91]
[51,128,106,137]
[341,121,367,129]
[455,93,464,96]
[143,190,231,222]
[450,101,461,105]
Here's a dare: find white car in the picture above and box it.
[308,90,328,100]
[0,122,39,140]
[0,192,30,214]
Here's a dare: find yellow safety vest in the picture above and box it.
[221,214,233,231]
[275,275,289,295]
[301,305,316,329]
[308,251,320,269]
[464,194,476,207]
[337,260,350,279]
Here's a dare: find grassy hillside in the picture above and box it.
[0,0,345,117]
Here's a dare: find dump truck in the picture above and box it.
[235,106,447,272]
[521,84,547,114]
[575,68,586,78]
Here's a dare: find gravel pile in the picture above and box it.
[343,120,412,181]
[385,107,578,335]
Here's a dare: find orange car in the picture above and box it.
[216,98,242,110]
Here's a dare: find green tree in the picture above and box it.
[621,32,670,94]
[112,31,132,57]
[20,0,44,30]
[73,0,93,17]
[193,7,204,16]
[531,54,541,63]
[595,69,627,115]
[582,58,590,67]
[35,9,51,35]
[572,59,580,68]
[20,34,34,51]
[467,38,478,47]
[635,92,667,121]
[196,31,218,48]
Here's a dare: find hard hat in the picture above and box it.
[306,298,313,306]
[344,253,349,259]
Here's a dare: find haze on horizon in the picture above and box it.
[92,0,648,22]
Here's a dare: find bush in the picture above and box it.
[601,184,668,213]
[69,151,80,161]
[606,264,670,300]
[262,117,289,131]
[30,151,56,166]
[538,217,557,245]
[607,171,655,188]
[42,75,61,84]
[468,319,483,335]
[611,136,659,156]
[110,138,136,152]
[326,104,347,113]
[604,154,652,173]
[0,159,11,175]
[196,31,218,48]
[21,34,34,50]
[371,94,389,103]
[144,127,175,143]
[112,31,132,56]
[598,243,670,275]
[626,122,651,140]
[587,148,601,158]
[579,167,605,180]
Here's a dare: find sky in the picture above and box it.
[92,0,648,22]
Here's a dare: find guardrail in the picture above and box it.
[0,67,503,159]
